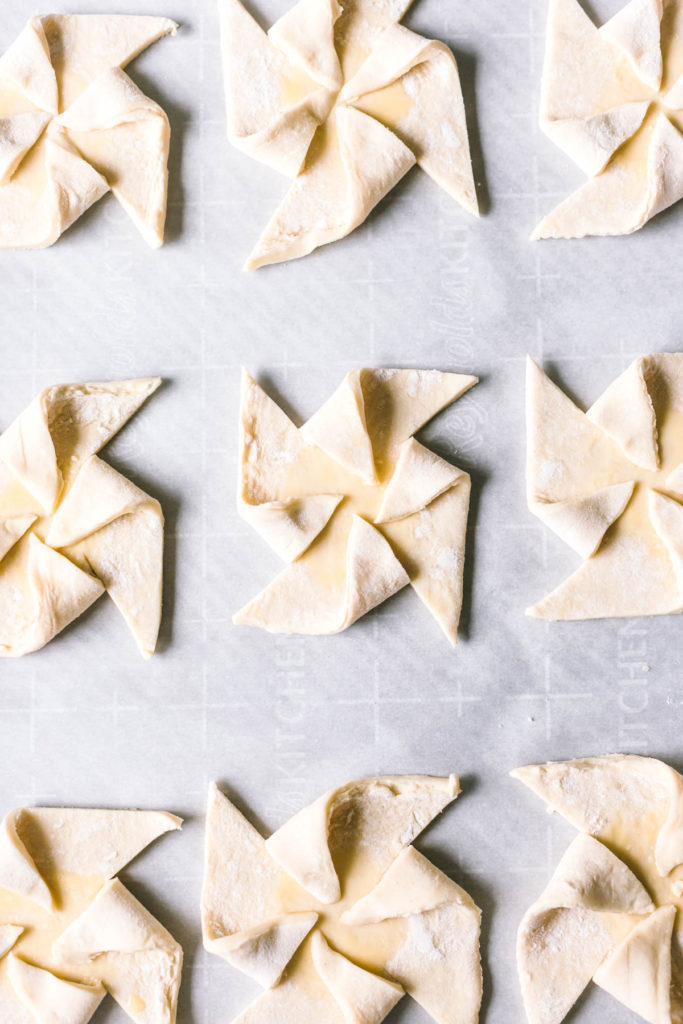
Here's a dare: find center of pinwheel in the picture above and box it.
[604,400,683,545]
[0,871,104,984]
[591,9,683,175]
[274,844,408,977]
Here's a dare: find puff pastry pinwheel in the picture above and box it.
[526,353,683,620]
[0,14,177,249]
[0,378,164,658]
[218,0,478,268]
[202,776,482,1024]
[513,755,683,1024]
[534,0,683,239]
[234,367,478,642]
[0,805,183,1024]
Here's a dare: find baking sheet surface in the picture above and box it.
[0,0,681,1021]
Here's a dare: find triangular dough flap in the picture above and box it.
[218,0,323,177]
[54,878,179,959]
[311,931,404,1024]
[14,806,181,880]
[600,0,663,91]
[301,370,377,483]
[538,833,653,915]
[594,905,675,1024]
[0,810,52,909]
[44,127,111,239]
[219,914,319,988]
[586,357,659,470]
[39,14,177,107]
[531,482,635,559]
[0,394,61,514]
[20,534,105,657]
[649,489,683,593]
[512,756,679,870]
[526,523,681,620]
[342,845,475,926]
[7,955,105,1024]
[376,438,465,523]
[266,775,459,906]
[543,103,649,177]
[58,68,171,248]
[240,495,342,563]
[202,784,309,962]
[340,516,409,629]
[41,377,161,471]
[0,17,58,114]
[239,370,314,503]
[269,0,342,91]
[360,368,477,456]
[526,357,632,503]
[245,106,415,269]
[46,454,156,548]
[0,112,51,184]
[517,834,652,1024]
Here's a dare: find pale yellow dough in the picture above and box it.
[201,776,482,1024]
[234,367,478,643]
[514,755,683,1024]
[0,14,177,248]
[526,353,683,620]
[218,0,478,268]
[0,805,183,1024]
[534,0,683,239]
[0,379,164,658]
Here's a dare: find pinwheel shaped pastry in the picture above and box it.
[219,0,477,268]
[0,378,164,658]
[0,805,182,1024]
[0,14,176,248]
[514,755,683,1024]
[202,776,482,1024]
[234,367,478,642]
[534,0,683,239]
[526,353,683,620]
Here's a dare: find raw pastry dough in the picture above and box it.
[534,0,683,239]
[513,755,683,1024]
[526,353,683,620]
[0,805,183,1024]
[0,14,177,248]
[202,776,482,1024]
[0,378,164,658]
[234,367,478,643]
[218,0,478,268]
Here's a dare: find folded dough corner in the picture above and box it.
[0,805,183,1024]
[0,378,165,658]
[218,0,479,267]
[533,0,683,239]
[202,774,482,1024]
[234,366,478,643]
[526,352,683,621]
[0,14,177,248]
[514,754,683,1024]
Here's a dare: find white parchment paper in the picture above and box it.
[0,0,681,1021]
